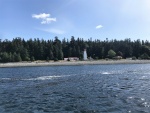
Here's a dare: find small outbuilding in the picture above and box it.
[64,57,79,61]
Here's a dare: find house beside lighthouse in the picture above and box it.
[83,49,88,60]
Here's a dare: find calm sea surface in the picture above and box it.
[0,64,150,113]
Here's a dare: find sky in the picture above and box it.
[1,0,150,41]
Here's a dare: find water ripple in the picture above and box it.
[0,64,150,112]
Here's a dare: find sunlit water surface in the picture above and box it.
[0,64,150,113]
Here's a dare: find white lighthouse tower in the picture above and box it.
[83,49,88,60]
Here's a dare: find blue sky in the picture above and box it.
[1,0,150,41]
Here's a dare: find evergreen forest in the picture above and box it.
[0,36,150,63]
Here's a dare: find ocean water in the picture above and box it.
[0,64,150,113]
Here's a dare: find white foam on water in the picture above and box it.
[139,76,148,80]
[128,96,133,99]
[0,74,73,81]
[101,72,111,75]
[142,102,150,107]
[100,71,123,75]
[141,76,147,78]
[1,78,11,80]
[24,75,61,81]
[37,76,61,80]
[141,98,145,101]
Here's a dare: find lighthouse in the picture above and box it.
[83,49,88,60]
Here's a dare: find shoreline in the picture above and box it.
[0,59,150,68]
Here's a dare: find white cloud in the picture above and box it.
[32,13,56,24]
[41,18,56,24]
[96,25,103,29]
[32,13,50,19]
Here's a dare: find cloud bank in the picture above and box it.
[32,13,56,24]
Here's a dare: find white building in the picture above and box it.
[64,57,79,61]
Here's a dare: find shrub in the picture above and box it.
[132,56,136,60]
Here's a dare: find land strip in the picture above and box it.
[0,60,150,68]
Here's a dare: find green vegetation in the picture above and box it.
[108,49,116,58]
[0,37,150,63]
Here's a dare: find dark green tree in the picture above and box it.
[140,53,149,59]
[13,53,22,62]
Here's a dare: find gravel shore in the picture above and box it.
[0,59,150,68]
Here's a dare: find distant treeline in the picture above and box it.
[0,36,150,62]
